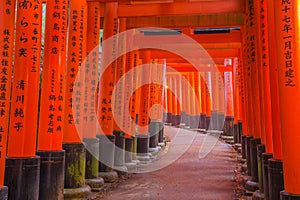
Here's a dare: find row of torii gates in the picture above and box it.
[0,0,300,199]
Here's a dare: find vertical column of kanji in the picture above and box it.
[4,0,41,199]
[176,74,182,127]
[243,0,256,180]
[255,0,276,198]
[218,71,225,132]
[157,59,166,144]
[182,73,190,128]
[113,18,127,172]
[223,69,234,138]
[262,1,283,199]
[179,73,185,126]
[274,1,300,199]
[166,76,173,125]
[194,72,202,130]
[211,71,219,131]
[36,0,68,199]
[83,1,104,190]
[132,51,140,129]
[171,74,178,127]
[123,51,136,168]
[245,0,264,191]
[148,59,159,149]
[136,50,151,161]
[200,74,207,130]
[62,0,91,197]
[0,0,15,197]
[233,58,241,144]
[187,72,196,129]
[235,56,245,144]
[204,72,212,130]
[96,2,119,182]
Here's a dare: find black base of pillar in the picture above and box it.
[83,138,100,179]
[205,116,211,130]
[211,110,218,130]
[199,113,206,129]
[181,112,186,125]
[262,153,273,200]
[257,144,265,192]
[246,136,254,176]
[136,135,149,155]
[234,124,238,143]
[125,137,133,163]
[63,143,86,188]
[242,135,247,159]
[217,113,224,131]
[185,115,191,127]
[176,115,181,126]
[5,156,40,200]
[223,116,234,136]
[158,122,164,143]
[237,121,243,143]
[166,113,172,124]
[113,131,125,167]
[246,136,253,176]
[96,134,115,172]
[281,191,300,200]
[268,159,284,200]
[162,112,167,123]
[0,186,7,200]
[36,150,65,200]
[171,114,176,126]
[250,138,261,182]
[149,122,159,148]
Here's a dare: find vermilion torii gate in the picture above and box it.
[0,0,300,200]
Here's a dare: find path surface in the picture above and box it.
[101,127,235,200]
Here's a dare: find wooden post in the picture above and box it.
[5,0,42,199]
[274,0,300,198]
[36,0,68,198]
[0,0,15,197]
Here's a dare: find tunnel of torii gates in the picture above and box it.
[0,0,300,199]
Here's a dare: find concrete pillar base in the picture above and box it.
[63,185,91,200]
[0,186,8,200]
[98,171,119,183]
[114,165,128,176]
[245,180,259,192]
[281,191,300,200]
[136,155,151,164]
[125,162,138,172]
[85,178,105,191]
[221,135,234,144]
[253,190,264,200]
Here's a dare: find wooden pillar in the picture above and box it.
[62,0,91,196]
[136,51,151,155]
[36,0,68,198]
[200,74,207,129]
[5,0,42,199]
[0,0,15,197]
[274,0,300,198]
[96,2,119,177]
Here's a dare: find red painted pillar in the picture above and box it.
[36,0,68,198]
[5,0,42,199]
[274,0,300,198]
[0,0,15,197]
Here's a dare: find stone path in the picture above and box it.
[100,126,235,200]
